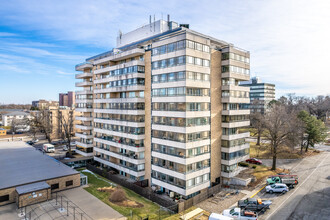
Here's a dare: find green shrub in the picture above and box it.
[239,162,249,167]
[252,165,257,169]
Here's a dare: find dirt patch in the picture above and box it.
[114,200,144,208]
[97,186,115,193]
[108,188,144,208]
[197,192,246,214]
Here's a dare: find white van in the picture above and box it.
[43,144,55,153]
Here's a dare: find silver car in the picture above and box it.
[266,183,289,194]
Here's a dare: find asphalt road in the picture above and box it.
[257,151,330,220]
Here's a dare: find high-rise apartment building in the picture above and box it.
[240,77,275,114]
[31,99,59,110]
[59,91,75,107]
[75,19,250,198]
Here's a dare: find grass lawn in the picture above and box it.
[80,171,165,219]
[249,142,307,159]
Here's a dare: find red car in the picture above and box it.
[246,158,262,165]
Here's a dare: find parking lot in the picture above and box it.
[250,151,330,220]
[29,139,78,158]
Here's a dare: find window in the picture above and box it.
[51,183,59,190]
[66,180,73,187]
[0,195,9,202]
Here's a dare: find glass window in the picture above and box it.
[187,56,194,64]
[203,59,210,67]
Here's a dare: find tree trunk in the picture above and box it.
[257,131,261,146]
[272,145,277,170]
[46,133,51,143]
[305,140,310,152]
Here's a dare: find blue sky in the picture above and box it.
[0,0,329,104]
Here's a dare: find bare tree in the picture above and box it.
[262,104,299,170]
[250,111,264,146]
[32,110,52,143]
[57,109,75,156]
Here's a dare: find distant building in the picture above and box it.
[31,99,59,110]
[241,77,275,114]
[30,106,81,140]
[2,111,32,132]
[59,91,75,107]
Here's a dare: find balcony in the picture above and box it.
[76,141,93,149]
[94,118,145,127]
[94,137,145,152]
[221,97,250,104]
[94,128,145,140]
[75,81,93,87]
[151,164,210,181]
[222,72,250,81]
[221,154,250,166]
[75,72,93,79]
[75,116,93,121]
[222,109,250,115]
[75,108,93,113]
[94,97,144,104]
[94,157,145,177]
[221,167,247,178]
[94,60,145,74]
[94,109,144,115]
[222,120,250,128]
[75,90,93,95]
[94,147,144,164]
[222,85,250,92]
[75,132,93,139]
[75,149,94,157]
[75,124,93,130]
[222,132,250,141]
[94,72,145,84]
[94,48,145,65]
[221,143,250,153]
[151,124,210,134]
[94,85,145,93]
[75,99,93,104]
[75,62,93,71]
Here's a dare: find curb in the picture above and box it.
[250,185,266,198]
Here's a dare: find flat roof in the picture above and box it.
[0,141,78,190]
[16,181,50,195]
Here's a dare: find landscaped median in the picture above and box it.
[79,170,170,219]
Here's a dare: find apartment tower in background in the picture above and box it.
[75,18,251,198]
[59,91,75,107]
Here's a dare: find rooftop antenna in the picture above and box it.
[149,15,152,31]
[154,14,156,32]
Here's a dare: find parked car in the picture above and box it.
[266,183,289,194]
[222,208,258,220]
[209,213,233,220]
[267,175,298,188]
[238,198,272,211]
[245,158,262,165]
[32,139,39,143]
[43,144,55,153]
[26,141,34,145]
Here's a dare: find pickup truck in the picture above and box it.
[222,208,258,220]
[238,198,272,211]
[266,175,298,188]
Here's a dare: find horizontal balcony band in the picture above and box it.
[76,141,93,148]
[152,81,210,89]
[94,60,145,74]
[75,90,93,95]
[152,124,210,134]
[221,85,250,92]
[151,178,210,196]
[75,149,94,157]
[151,165,210,181]
[93,48,145,65]
[221,110,250,115]
[94,85,145,93]
[221,167,246,178]
[152,138,210,150]
[151,151,210,165]
[94,73,145,84]
[75,99,93,104]
[94,109,144,115]
[152,96,210,103]
[75,132,93,139]
[94,157,145,177]
[75,72,93,79]
[75,62,93,71]
[222,72,250,81]
[94,128,145,140]
[221,143,250,153]
[94,118,145,127]
[75,124,93,130]
[94,97,145,103]
[75,116,93,121]
[94,147,144,164]
[75,81,93,87]
[94,137,145,152]
[221,155,250,166]
[152,111,210,118]
[221,120,250,128]
[222,132,250,141]
[221,97,250,103]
